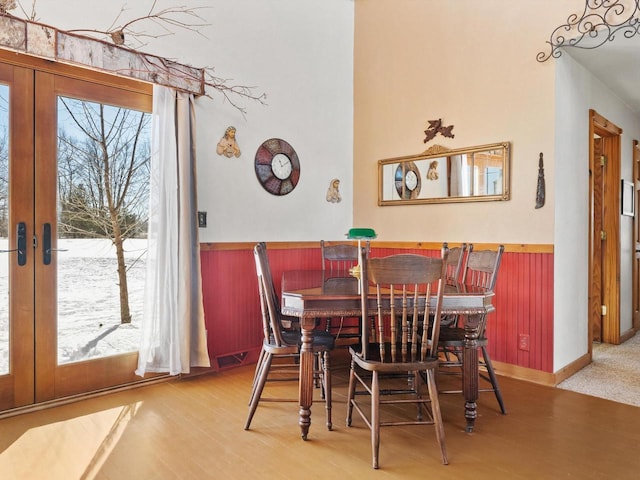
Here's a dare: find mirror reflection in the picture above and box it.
[379,142,510,205]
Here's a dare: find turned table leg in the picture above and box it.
[298,317,315,440]
[463,314,481,433]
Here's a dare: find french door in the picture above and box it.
[0,57,153,412]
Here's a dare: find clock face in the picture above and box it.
[394,161,421,199]
[271,153,293,180]
[255,138,300,195]
[405,170,418,191]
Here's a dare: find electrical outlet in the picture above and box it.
[518,334,530,351]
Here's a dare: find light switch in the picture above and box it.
[197,211,207,228]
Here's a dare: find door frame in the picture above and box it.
[633,140,640,331]
[589,109,622,346]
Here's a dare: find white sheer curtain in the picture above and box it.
[136,85,210,376]
[450,154,471,197]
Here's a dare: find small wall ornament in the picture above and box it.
[535,152,545,209]
[326,178,342,203]
[423,118,455,144]
[216,126,241,158]
[426,160,439,181]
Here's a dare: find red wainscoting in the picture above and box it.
[200,244,554,373]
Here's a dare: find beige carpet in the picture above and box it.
[557,331,640,407]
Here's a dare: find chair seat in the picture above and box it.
[279,329,335,350]
[349,343,439,372]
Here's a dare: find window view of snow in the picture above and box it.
[55,96,150,366]
[0,238,146,371]
[56,238,146,364]
[0,87,150,374]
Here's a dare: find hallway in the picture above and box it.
[557,331,640,407]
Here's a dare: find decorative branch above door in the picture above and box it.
[0,15,204,93]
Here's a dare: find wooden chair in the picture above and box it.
[320,240,368,344]
[321,239,360,272]
[244,242,335,431]
[346,248,449,469]
[443,242,467,285]
[437,244,506,414]
[441,242,467,327]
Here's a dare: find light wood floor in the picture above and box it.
[1,350,639,479]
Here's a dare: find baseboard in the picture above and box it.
[620,328,636,343]
[492,360,556,386]
[492,352,592,387]
[551,352,592,385]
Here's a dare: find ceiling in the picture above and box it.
[563,36,640,114]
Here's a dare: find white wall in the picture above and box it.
[32,0,355,242]
[554,52,640,371]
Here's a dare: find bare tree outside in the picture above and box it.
[57,97,151,324]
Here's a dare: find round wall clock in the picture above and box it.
[394,161,421,199]
[254,138,301,196]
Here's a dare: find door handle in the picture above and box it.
[0,222,27,265]
[17,222,26,266]
[42,223,68,265]
[43,223,51,265]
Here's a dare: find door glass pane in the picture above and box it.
[56,96,151,365]
[0,84,8,374]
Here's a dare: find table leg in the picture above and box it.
[299,317,315,440]
[463,314,481,433]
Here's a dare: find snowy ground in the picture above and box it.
[0,238,146,374]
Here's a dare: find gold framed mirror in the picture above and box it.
[378,142,510,206]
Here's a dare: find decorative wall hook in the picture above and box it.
[535,153,545,209]
[537,0,640,62]
[423,119,455,144]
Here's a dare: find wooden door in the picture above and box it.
[591,137,604,343]
[589,110,622,346]
[0,57,154,412]
[0,63,36,410]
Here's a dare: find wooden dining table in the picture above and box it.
[280,269,495,440]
